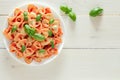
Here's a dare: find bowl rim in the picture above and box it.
[2,2,65,66]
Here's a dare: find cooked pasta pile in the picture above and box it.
[3,4,63,64]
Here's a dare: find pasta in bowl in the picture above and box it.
[3,3,64,65]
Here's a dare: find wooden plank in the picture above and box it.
[68,0,120,15]
[0,16,5,48]
[0,49,120,80]
[0,0,120,15]
[1,16,120,48]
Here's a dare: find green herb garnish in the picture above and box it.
[23,11,28,16]
[23,11,28,21]
[24,24,45,41]
[50,40,54,48]
[60,5,76,21]
[68,12,76,21]
[36,14,41,21]
[24,24,36,37]
[11,25,17,33]
[32,33,45,41]
[39,49,46,54]
[21,45,26,52]
[24,16,28,21]
[49,19,54,24]
[60,5,72,14]
[48,30,53,37]
[89,7,103,17]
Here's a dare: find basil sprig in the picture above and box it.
[60,5,76,21]
[60,6,72,14]
[24,24,36,37]
[24,24,45,41]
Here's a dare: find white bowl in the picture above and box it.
[3,2,65,66]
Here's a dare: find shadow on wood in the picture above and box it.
[89,16,103,31]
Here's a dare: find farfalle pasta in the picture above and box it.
[3,4,63,64]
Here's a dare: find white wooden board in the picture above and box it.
[68,0,120,15]
[0,0,120,80]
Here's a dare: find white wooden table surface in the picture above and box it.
[0,0,120,80]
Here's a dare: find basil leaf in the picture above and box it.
[68,12,76,21]
[39,49,46,54]
[89,7,103,17]
[32,33,45,41]
[21,45,26,53]
[29,28,36,37]
[48,30,53,37]
[11,25,17,33]
[24,24,36,37]
[24,24,30,34]
[49,19,54,24]
[24,16,28,21]
[23,11,28,21]
[36,14,41,21]
[60,6,72,14]
[23,11,28,16]
[50,40,54,48]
